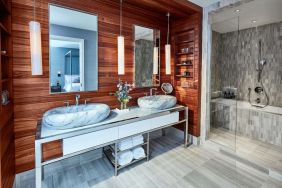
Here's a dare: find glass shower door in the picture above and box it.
[209,16,239,151]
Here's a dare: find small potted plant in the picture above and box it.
[111,79,133,110]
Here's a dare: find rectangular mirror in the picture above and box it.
[49,5,98,93]
[134,25,160,88]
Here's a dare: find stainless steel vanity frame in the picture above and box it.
[35,105,188,188]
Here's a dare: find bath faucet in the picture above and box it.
[150,88,157,96]
[75,94,80,106]
[84,99,90,105]
[64,101,69,107]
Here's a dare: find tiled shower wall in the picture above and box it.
[211,22,282,107]
[211,31,222,92]
[211,101,282,146]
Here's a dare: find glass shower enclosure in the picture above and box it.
[209,16,239,151]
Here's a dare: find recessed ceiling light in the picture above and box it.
[252,20,257,23]
[235,9,240,12]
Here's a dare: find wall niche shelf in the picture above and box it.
[0,0,10,16]
[1,53,10,58]
[0,0,12,116]
[175,75,193,78]
[177,52,193,56]
[0,22,10,35]
[174,28,196,87]
[2,100,10,106]
[177,40,194,44]
[176,63,193,67]
[1,78,9,83]
[0,0,14,187]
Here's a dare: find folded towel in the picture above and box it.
[118,138,133,151]
[113,150,133,166]
[132,135,143,141]
[132,147,146,160]
[132,135,144,147]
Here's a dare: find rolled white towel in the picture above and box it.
[118,138,133,151]
[132,147,146,160]
[113,150,133,166]
[132,135,144,147]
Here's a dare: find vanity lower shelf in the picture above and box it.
[103,145,149,171]
[103,133,150,175]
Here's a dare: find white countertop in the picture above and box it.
[40,105,185,139]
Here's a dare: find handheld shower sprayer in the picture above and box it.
[260,59,266,66]
[257,40,267,82]
[252,39,269,107]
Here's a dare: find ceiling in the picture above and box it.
[188,0,220,7]
[212,0,282,33]
[49,5,97,31]
[125,0,202,18]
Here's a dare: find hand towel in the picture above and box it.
[132,147,146,160]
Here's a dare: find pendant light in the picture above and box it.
[118,0,125,75]
[153,46,159,74]
[29,0,43,75]
[153,30,159,75]
[165,13,171,75]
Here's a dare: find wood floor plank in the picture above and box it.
[210,127,282,178]
[15,135,282,188]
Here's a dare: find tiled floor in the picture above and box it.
[15,134,282,188]
[210,127,282,179]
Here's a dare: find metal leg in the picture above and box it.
[35,141,42,188]
[147,133,150,161]
[184,107,189,148]
[114,142,118,176]
[161,128,166,136]
[102,147,105,158]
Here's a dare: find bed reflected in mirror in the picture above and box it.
[49,5,98,93]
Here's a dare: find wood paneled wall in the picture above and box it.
[172,14,202,136]
[0,119,15,188]
[11,0,202,173]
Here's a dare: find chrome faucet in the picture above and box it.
[84,99,90,105]
[150,88,157,96]
[64,101,70,107]
[75,94,80,106]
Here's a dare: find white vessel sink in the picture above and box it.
[42,103,110,129]
[138,95,177,110]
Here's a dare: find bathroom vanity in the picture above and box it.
[35,105,188,188]
[33,4,192,188]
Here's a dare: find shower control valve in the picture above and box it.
[255,98,261,104]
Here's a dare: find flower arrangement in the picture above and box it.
[110,79,134,109]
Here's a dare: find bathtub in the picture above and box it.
[211,98,282,146]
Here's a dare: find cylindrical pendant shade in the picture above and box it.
[153,47,159,75]
[165,44,171,75]
[29,21,43,75]
[118,36,125,75]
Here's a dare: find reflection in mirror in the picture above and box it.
[134,25,160,88]
[49,5,98,93]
